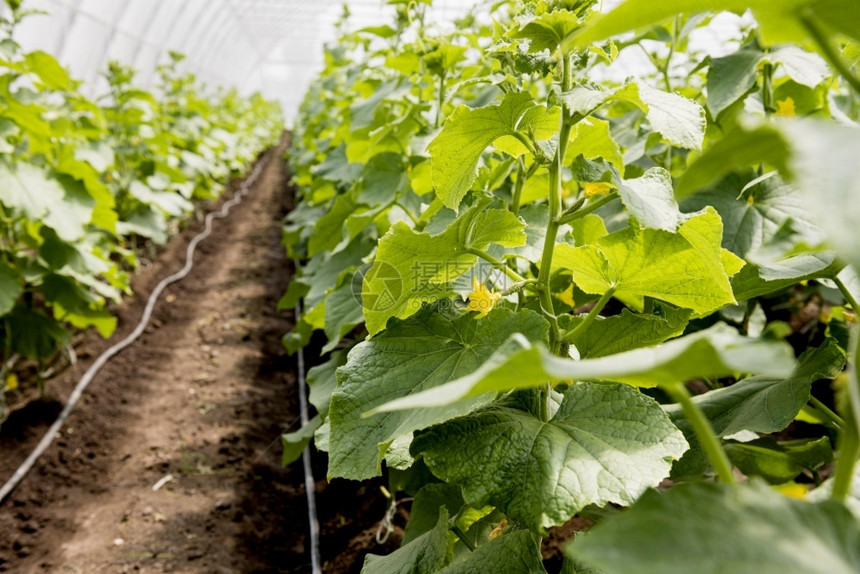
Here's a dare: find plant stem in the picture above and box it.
[464,247,527,284]
[834,274,860,433]
[831,403,859,502]
[558,192,619,225]
[435,70,446,128]
[511,158,526,214]
[562,286,616,344]
[452,525,476,552]
[808,395,845,429]
[664,382,736,484]
[800,12,860,94]
[761,60,774,114]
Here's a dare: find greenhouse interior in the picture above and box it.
[0,0,858,572]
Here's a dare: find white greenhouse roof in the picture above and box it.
[5,0,481,124]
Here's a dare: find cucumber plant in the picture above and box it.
[284,0,860,571]
[0,0,282,412]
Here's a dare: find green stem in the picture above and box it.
[664,382,736,484]
[808,395,846,429]
[761,60,775,114]
[834,274,860,431]
[562,286,615,345]
[511,158,526,214]
[831,405,859,502]
[452,526,476,552]
[799,12,860,94]
[464,247,527,284]
[435,70,446,128]
[558,192,619,225]
[538,384,550,423]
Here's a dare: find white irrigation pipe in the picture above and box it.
[0,155,269,506]
[295,300,322,574]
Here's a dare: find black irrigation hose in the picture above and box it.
[0,155,269,506]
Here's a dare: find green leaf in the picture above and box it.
[707,43,764,117]
[403,483,465,545]
[771,46,829,88]
[362,507,450,574]
[439,530,545,574]
[731,251,841,301]
[43,175,95,242]
[563,307,690,359]
[359,152,408,206]
[0,262,22,317]
[675,123,792,199]
[616,167,683,231]
[363,203,526,335]
[564,209,743,314]
[413,384,688,534]
[565,118,625,174]
[372,324,794,411]
[281,415,322,466]
[781,121,860,272]
[668,339,844,437]
[724,436,833,484]
[328,306,547,480]
[429,92,559,210]
[0,162,64,220]
[612,82,705,150]
[7,306,70,359]
[24,51,72,91]
[307,349,348,417]
[567,480,860,574]
[513,9,582,54]
[568,0,816,50]
[681,173,823,257]
[322,283,364,353]
[308,192,357,257]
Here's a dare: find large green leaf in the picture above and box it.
[0,162,64,220]
[682,174,823,257]
[363,203,526,335]
[429,92,559,210]
[322,283,364,353]
[328,306,548,480]
[403,483,465,545]
[371,324,794,412]
[413,384,688,534]
[362,507,450,574]
[439,530,545,574]
[562,208,743,314]
[568,481,860,574]
[24,51,72,91]
[568,0,843,49]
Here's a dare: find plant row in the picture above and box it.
[0,1,283,410]
[284,0,860,572]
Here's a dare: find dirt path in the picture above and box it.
[0,141,401,574]
[0,140,304,573]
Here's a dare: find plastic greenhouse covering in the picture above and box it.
[4,0,483,124]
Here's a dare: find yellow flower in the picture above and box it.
[490,518,508,540]
[582,181,613,198]
[467,277,502,317]
[774,482,808,500]
[775,97,795,117]
[4,373,18,391]
[557,284,575,308]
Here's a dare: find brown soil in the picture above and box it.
[0,139,397,574]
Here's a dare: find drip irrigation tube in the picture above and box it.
[0,154,269,506]
[295,300,322,574]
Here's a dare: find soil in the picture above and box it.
[0,138,398,574]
